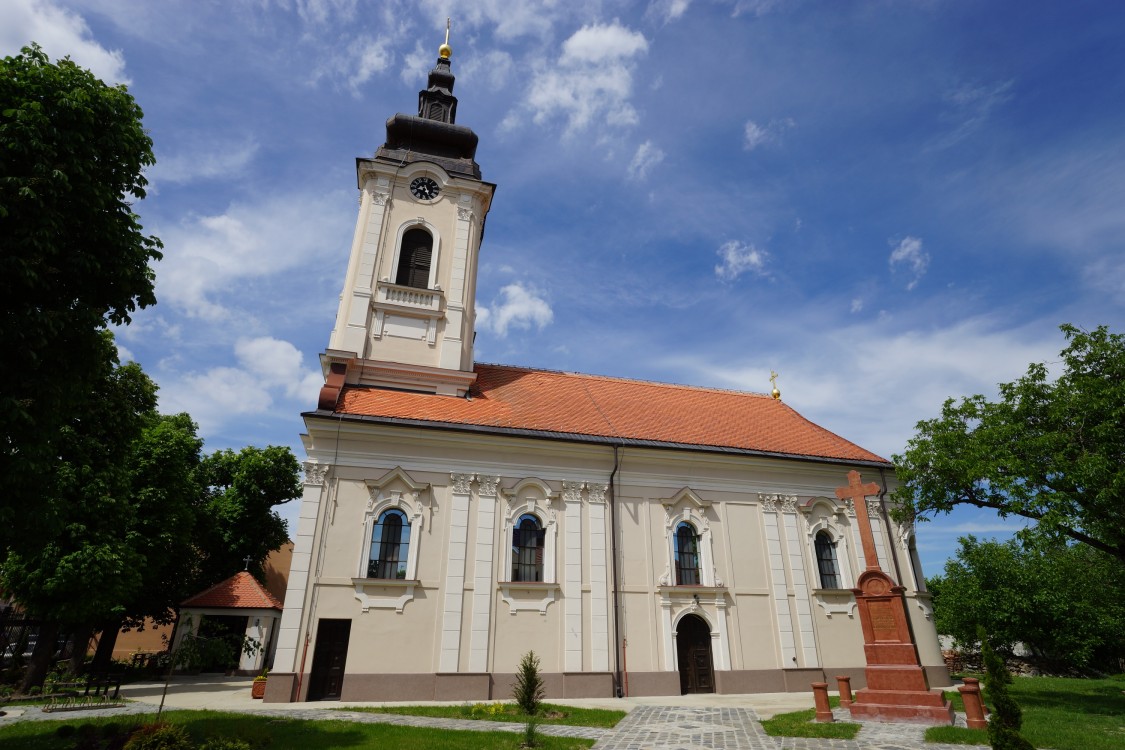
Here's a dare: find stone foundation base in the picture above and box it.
[849,687,954,725]
[262,665,952,703]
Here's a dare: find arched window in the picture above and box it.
[815,530,841,589]
[674,522,701,585]
[395,228,433,289]
[511,514,545,582]
[368,509,410,579]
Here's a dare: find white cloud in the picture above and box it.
[1,0,129,84]
[460,49,515,91]
[715,240,770,281]
[294,0,359,26]
[235,336,322,400]
[156,336,321,433]
[743,117,795,150]
[400,40,430,86]
[478,283,553,337]
[560,21,648,65]
[155,190,352,320]
[151,138,259,187]
[647,0,693,24]
[312,33,393,91]
[420,0,560,40]
[931,79,1014,149]
[116,342,135,363]
[888,236,930,291]
[627,140,665,180]
[850,297,864,314]
[514,21,649,136]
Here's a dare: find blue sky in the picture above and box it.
[5,0,1123,578]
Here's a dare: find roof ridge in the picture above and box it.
[476,361,775,399]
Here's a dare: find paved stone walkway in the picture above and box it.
[589,705,986,750]
[1,701,989,749]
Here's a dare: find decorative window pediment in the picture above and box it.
[800,496,857,618]
[499,478,559,614]
[355,467,430,613]
[658,487,722,588]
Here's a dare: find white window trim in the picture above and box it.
[386,219,443,292]
[658,488,722,588]
[801,497,857,619]
[499,478,559,615]
[354,467,429,614]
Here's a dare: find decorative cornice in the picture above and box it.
[780,495,797,514]
[450,472,474,494]
[759,493,777,513]
[477,474,500,497]
[867,499,883,516]
[587,483,607,504]
[456,206,473,221]
[561,480,584,504]
[303,462,330,486]
[844,499,856,517]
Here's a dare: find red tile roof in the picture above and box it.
[181,571,283,610]
[332,364,889,465]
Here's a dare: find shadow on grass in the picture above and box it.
[1014,686,1125,717]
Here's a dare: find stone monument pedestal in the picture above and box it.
[833,470,952,726]
[848,570,954,724]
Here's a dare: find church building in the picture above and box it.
[266,37,948,703]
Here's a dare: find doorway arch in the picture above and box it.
[676,613,715,694]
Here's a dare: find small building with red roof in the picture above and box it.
[174,570,284,675]
[265,40,947,703]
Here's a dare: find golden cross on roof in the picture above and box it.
[439,17,452,58]
[769,370,781,401]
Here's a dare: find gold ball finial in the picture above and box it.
[769,370,781,401]
[439,17,452,58]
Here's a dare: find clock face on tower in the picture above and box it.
[409,176,440,201]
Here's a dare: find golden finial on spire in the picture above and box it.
[769,370,781,401]
[439,17,452,59]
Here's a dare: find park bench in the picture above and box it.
[42,674,125,712]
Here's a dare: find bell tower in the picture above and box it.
[321,25,494,403]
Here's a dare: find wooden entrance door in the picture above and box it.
[306,619,351,701]
[676,614,715,694]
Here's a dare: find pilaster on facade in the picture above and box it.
[274,462,331,672]
[562,481,584,672]
[780,498,819,668]
[439,472,473,672]
[868,499,891,572]
[333,177,391,356]
[759,493,798,669]
[468,474,499,672]
[586,483,611,672]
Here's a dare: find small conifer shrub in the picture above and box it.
[512,650,545,715]
[981,632,1035,750]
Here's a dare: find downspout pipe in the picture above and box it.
[607,444,624,697]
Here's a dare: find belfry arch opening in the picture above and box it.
[395,227,433,289]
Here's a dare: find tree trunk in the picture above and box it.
[69,624,94,676]
[19,620,59,693]
[89,616,123,675]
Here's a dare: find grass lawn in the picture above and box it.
[0,709,597,750]
[759,695,861,740]
[925,674,1125,750]
[344,701,626,728]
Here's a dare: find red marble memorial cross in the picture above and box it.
[835,470,882,571]
[834,469,954,725]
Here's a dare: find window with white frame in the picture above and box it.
[674,522,701,585]
[368,508,410,579]
[511,513,546,582]
[814,530,842,589]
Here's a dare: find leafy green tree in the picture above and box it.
[892,324,1125,563]
[0,44,162,548]
[1,336,155,689]
[89,412,206,673]
[929,536,1125,670]
[194,446,301,586]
